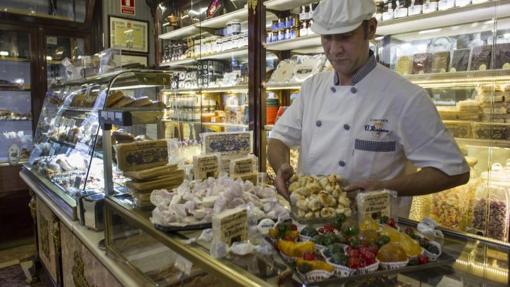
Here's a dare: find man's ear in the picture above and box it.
[367,18,378,40]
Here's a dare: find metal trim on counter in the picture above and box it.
[398,217,510,252]
[104,196,273,287]
[20,167,76,220]
[21,168,144,287]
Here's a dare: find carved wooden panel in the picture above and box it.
[60,223,123,287]
[36,196,61,285]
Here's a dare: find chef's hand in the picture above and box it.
[344,180,383,204]
[275,163,293,200]
[345,180,384,193]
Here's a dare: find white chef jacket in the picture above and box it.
[270,55,469,217]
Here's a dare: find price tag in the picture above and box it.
[212,207,248,246]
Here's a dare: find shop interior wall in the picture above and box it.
[102,0,155,66]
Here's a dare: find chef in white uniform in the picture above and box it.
[267,0,470,217]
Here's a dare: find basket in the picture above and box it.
[298,269,335,282]
[356,260,380,275]
[422,241,442,261]
[379,259,409,270]
[324,259,355,277]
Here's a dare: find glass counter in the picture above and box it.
[104,195,510,287]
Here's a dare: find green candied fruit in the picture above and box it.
[300,226,318,237]
[328,243,345,255]
[323,233,338,246]
[312,234,325,245]
[331,253,348,266]
[323,248,333,258]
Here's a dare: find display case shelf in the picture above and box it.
[163,85,248,94]
[159,8,248,40]
[201,122,248,128]
[406,69,510,87]
[265,0,314,11]
[160,58,196,68]
[265,35,320,52]
[199,8,248,29]
[200,47,248,60]
[161,47,248,67]
[455,138,510,149]
[264,1,510,52]
[159,25,199,40]
[0,85,31,91]
[0,56,30,62]
[377,1,510,36]
[266,69,510,90]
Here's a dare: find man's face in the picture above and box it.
[322,21,375,77]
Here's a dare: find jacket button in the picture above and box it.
[338,160,346,167]
[331,87,336,93]
[344,124,350,130]
[316,120,322,127]
[351,87,357,94]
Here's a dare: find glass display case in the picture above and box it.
[22,69,171,219]
[1,0,87,22]
[0,29,33,165]
[260,0,510,283]
[105,194,510,286]
[46,35,86,86]
[157,0,251,157]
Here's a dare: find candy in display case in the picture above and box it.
[22,69,170,219]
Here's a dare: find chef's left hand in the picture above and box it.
[345,180,384,192]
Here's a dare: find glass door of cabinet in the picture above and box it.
[0,29,33,164]
[46,35,86,86]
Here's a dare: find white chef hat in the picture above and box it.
[311,0,376,35]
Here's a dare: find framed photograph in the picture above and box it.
[109,16,149,53]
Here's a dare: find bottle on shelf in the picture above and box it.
[408,0,423,16]
[438,0,455,11]
[423,0,438,14]
[383,0,395,21]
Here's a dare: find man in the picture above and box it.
[267,0,469,217]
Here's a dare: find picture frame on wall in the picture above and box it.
[109,16,149,53]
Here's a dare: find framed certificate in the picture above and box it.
[109,16,149,53]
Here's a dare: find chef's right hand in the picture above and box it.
[275,163,293,200]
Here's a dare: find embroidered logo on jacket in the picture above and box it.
[364,119,390,137]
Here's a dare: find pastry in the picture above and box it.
[449,48,470,72]
[124,164,179,181]
[112,130,135,144]
[129,96,152,107]
[470,46,492,71]
[494,43,510,69]
[431,51,450,73]
[115,140,168,172]
[413,53,432,74]
[106,90,125,107]
[126,172,185,192]
[112,96,135,108]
